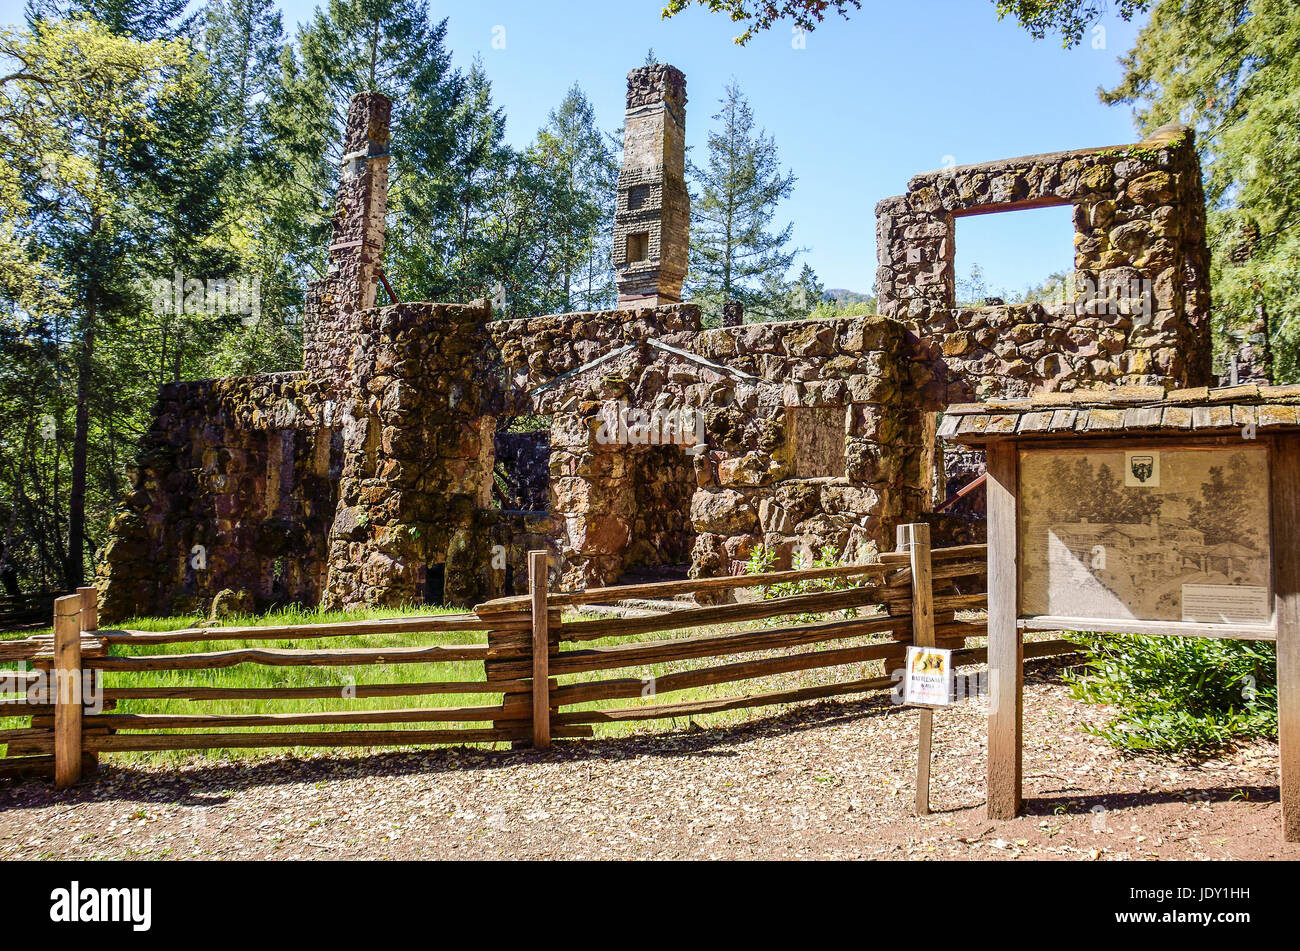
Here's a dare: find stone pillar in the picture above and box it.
[722,300,744,327]
[318,301,505,612]
[304,91,392,387]
[614,64,689,308]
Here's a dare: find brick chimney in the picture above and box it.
[614,64,689,308]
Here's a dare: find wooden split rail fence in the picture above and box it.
[473,533,1074,747]
[0,530,1079,784]
[0,591,71,633]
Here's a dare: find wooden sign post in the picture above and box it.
[899,523,937,815]
[528,549,551,750]
[52,594,83,789]
[1271,437,1300,842]
[942,385,1300,841]
[986,441,1022,819]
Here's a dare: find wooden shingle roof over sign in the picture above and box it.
[940,383,1300,445]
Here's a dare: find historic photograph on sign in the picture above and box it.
[1019,447,1271,623]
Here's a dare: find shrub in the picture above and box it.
[743,543,859,621]
[1065,633,1277,756]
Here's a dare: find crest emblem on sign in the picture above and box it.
[1130,455,1154,484]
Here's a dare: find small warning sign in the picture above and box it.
[903,646,953,707]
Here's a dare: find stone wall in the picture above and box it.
[96,373,339,621]
[316,300,504,610]
[681,317,941,580]
[877,124,1213,400]
[502,313,944,589]
[490,303,701,403]
[98,76,1225,621]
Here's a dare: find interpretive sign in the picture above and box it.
[1019,445,1271,625]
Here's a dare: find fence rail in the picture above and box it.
[0,528,1080,784]
[483,528,996,745]
[0,591,72,633]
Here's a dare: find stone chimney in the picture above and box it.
[304,91,392,381]
[614,64,689,308]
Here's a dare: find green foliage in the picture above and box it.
[527,82,620,314]
[743,542,858,621]
[954,263,1001,306]
[0,14,197,588]
[817,287,877,314]
[1066,633,1277,755]
[661,0,862,46]
[662,0,1145,48]
[500,414,551,433]
[0,6,625,592]
[1100,0,1300,382]
[687,80,803,325]
[1014,269,1072,306]
[748,262,825,322]
[956,263,1073,308]
[993,0,1151,47]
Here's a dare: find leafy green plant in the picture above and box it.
[1066,633,1277,756]
[743,543,859,621]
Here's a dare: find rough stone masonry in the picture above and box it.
[97,65,1214,622]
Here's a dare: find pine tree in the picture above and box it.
[688,81,800,325]
[202,0,285,157]
[532,83,618,313]
[1101,0,1300,382]
[396,55,510,304]
[783,262,824,319]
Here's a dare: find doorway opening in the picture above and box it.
[618,443,697,583]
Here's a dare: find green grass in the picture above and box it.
[3,603,500,763]
[2,599,912,764]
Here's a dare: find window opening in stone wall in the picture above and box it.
[954,204,1075,308]
[270,555,287,604]
[788,407,846,479]
[494,415,552,513]
[423,563,446,606]
[627,231,650,263]
[628,184,649,211]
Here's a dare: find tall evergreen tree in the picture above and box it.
[1101,0,1300,380]
[202,0,285,157]
[687,81,799,324]
[390,55,509,305]
[291,0,464,301]
[532,83,618,313]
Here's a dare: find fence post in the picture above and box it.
[528,550,551,749]
[76,586,102,774]
[899,522,935,816]
[52,593,83,789]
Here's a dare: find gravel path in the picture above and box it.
[1,661,1294,860]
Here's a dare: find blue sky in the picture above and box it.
[1,0,1151,295]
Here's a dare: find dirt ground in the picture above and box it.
[1,660,1294,861]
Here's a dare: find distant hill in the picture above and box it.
[823,288,874,306]
[811,288,878,318]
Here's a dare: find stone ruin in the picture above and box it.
[96,64,1215,622]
